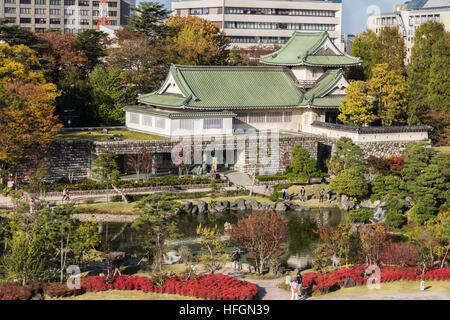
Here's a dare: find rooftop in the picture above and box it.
[138,65,304,109]
[259,32,361,67]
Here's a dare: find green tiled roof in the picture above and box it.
[260,31,361,66]
[138,93,185,107]
[123,106,236,118]
[138,65,303,109]
[300,69,345,107]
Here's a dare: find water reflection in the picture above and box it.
[99,208,344,264]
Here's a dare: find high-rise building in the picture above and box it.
[171,0,343,49]
[0,0,131,33]
[368,0,450,63]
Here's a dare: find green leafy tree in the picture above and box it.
[411,194,437,225]
[426,31,450,114]
[329,168,368,198]
[196,224,227,274]
[338,80,377,126]
[227,46,244,66]
[407,21,446,119]
[1,231,45,285]
[89,66,136,125]
[345,208,373,223]
[378,26,406,74]
[92,149,120,202]
[348,30,380,80]
[132,194,183,272]
[369,64,408,126]
[285,145,318,183]
[329,137,367,175]
[370,174,406,200]
[128,1,172,40]
[75,29,107,69]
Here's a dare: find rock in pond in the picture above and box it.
[197,200,208,214]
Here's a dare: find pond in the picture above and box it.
[98,208,344,269]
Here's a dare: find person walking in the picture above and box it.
[319,189,325,203]
[65,188,70,201]
[290,279,299,300]
[232,249,241,271]
[296,271,303,298]
[285,188,289,201]
[300,187,306,202]
[62,188,67,202]
[326,192,331,204]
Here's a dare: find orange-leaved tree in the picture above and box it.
[227,210,288,274]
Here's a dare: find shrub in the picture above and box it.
[329,168,368,198]
[346,208,373,223]
[255,175,288,182]
[42,283,84,298]
[380,242,422,267]
[384,196,407,228]
[0,283,33,300]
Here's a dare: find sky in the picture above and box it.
[137,0,403,35]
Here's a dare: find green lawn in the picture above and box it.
[288,183,338,208]
[182,195,275,205]
[50,290,199,300]
[314,280,450,297]
[434,146,450,155]
[57,130,167,141]
[77,201,141,215]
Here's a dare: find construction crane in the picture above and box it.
[96,0,111,30]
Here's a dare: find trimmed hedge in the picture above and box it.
[255,175,288,182]
[111,189,251,203]
[22,177,226,192]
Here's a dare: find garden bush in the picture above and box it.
[346,208,373,223]
[42,282,84,298]
[255,175,288,182]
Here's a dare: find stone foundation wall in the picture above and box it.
[43,135,420,182]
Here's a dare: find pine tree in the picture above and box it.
[378,26,406,74]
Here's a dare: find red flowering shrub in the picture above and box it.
[42,283,84,298]
[80,274,257,300]
[0,283,33,300]
[80,276,112,292]
[423,268,450,281]
[302,266,450,293]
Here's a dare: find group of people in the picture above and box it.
[61,187,70,201]
[282,188,290,201]
[284,187,333,204]
[290,270,304,300]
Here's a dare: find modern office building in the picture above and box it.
[0,0,131,33]
[368,0,450,62]
[171,0,344,49]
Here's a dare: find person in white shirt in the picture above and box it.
[290,279,299,300]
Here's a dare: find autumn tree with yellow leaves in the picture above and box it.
[0,43,61,178]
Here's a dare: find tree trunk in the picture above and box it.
[111,183,129,203]
[441,244,449,268]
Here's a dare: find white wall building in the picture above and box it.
[368,0,450,63]
[171,0,344,50]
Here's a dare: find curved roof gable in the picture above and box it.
[260,31,361,67]
[138,65,304,109]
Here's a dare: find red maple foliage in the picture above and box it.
[227,210,288,273]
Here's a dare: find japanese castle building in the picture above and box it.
[124,31,361,137]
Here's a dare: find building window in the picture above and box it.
[180,119,195,131]
[249,113,265,123]
[20,8,31,14]
[50,18,61,24]
[156,117,166,129]
[4,7,16,14]
[49,9,60,15]
[20,0,31,3]
[64,0,75,5]
[36,8,46,14]
[64,19,75,24]
[80,10,89,16]
[35,0,45,4]
[4,0,16,3]
[108,1,117,7]
[4,17,16,23]
[20,18,31,23]
[78,0,89,6]
[109,11,117,17]
[191,8,209,15]
[130,113,140,125]
[284,112,292,122]
[50,0,60,4]
[110,20,117,26]
[143,115,153,127]
[80,19,89,25]
[203,118,223,129]
[35,18,47,24]
[267,112,283,123]
[65,9,75,15]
